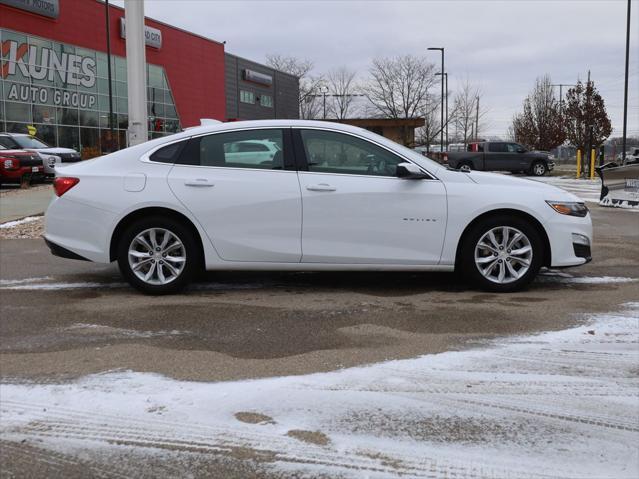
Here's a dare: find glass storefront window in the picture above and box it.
[5,102,31,122]
[1,28,181,158]
[57,125,79,150]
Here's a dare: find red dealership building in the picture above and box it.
[0,0,299,156]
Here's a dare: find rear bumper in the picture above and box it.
[44,237,90,261]
[44,196,117,263]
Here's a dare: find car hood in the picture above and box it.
[467,171,581,201]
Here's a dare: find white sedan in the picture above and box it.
[44,120,592,294]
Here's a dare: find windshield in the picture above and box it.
[13,136,50,149]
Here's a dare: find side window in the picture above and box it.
[488,142,507,153]
[299,129,404,177]
[149,141,186,163]
[179,129,284,170]
[506,143,521,153]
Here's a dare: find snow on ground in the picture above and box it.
[0,215,41,229]
[1,303,638,478]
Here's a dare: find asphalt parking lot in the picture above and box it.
[1,196,638,478]
[1,204,637,383]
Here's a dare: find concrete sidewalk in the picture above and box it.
[0,185,53,223]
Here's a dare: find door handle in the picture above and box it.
[306,183,336,192]
[184,179,214,187]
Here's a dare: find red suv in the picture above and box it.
[0,146,44,186]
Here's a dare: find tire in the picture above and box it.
[459,215,544,292]
[117,216,199,294]
[460,161,474,171]
[530,161,547,176]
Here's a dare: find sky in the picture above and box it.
[117,0,638,138]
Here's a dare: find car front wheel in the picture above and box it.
[117,217,198,294]
[460,216,543,292]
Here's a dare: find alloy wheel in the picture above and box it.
[128,228,186,285]
[474,226,533,284]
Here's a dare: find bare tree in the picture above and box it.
[511,75,565,151]
[326,67,357,119]
[415,97,441,151]
[364,55,436,145]
[452,78,485,146]
[266,54,324,119]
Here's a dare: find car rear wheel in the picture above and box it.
[530,161,547,176]
[460,216,543,292]
[117,216,198,294]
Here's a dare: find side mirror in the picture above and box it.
[396,162,428,179]
[517,148,526,153]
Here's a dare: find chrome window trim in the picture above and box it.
[140,127,291,173]
[292,126,439,180]
[139,125,440,180]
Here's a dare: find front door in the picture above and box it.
[167,128,302,263]
[295,129,447,264]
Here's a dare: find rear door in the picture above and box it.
[167,128,302,263]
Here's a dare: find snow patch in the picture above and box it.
[1,304,638,478]
[0,216,41,229]
[538,275,637,284]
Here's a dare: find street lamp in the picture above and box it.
[551,83,576,116]
[621,0,632,164]
[428,47,444,153]
[436,72,448,150]
[320,85,329,119]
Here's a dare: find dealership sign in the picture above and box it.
[2,40,97,108]
[120,18,162,49]
[243,69,273,86]
[0,0,59,19]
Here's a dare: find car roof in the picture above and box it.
[177,119,371,137]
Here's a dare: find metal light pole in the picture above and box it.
[436,72,449,150]
[105,0,115,149]
[621,0,632,164]
[320,85,329,119]
[551,83,575,116]
[428,47,444,153]
[124,0,148,146]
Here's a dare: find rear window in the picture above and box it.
[149,141,186,163]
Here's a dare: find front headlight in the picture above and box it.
[546,201,589,217]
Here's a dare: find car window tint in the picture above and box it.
[488,143,507,153]
[182,129,284,170]
[0,137,17,149]
[149,141,186,163]
[236,142,270,153]
[300,129,403,177]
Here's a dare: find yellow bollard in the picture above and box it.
[576,149,582,179]
[590,149,596,179]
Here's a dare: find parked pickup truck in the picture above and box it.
[446,141,554,176]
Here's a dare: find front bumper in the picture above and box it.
[0,166,44,182]
[545,212,593,268]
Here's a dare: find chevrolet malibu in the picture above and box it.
[44,120,592,294]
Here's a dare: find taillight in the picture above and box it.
[3,158,19,169]
[54,177,80,197]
